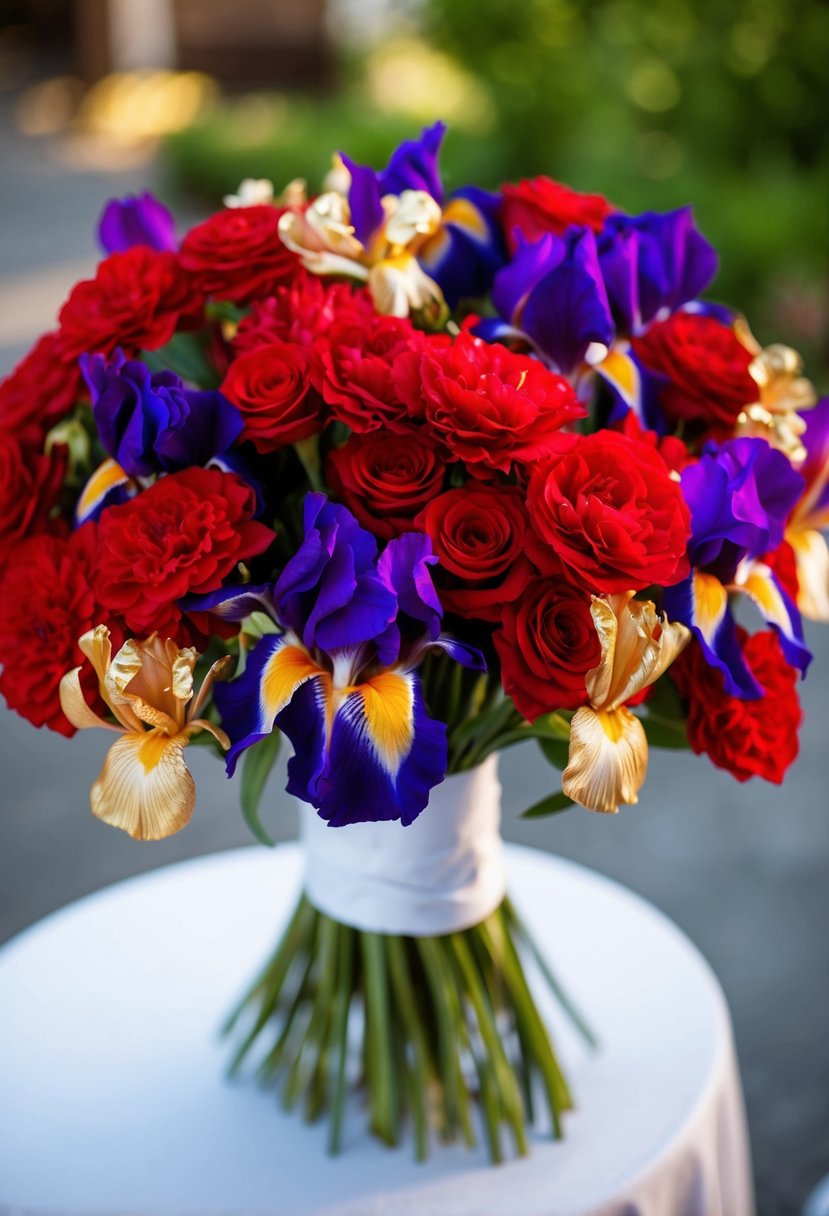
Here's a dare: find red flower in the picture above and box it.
[327,431,446,541]
[0,332,83,438]
[95,468,274,637]
[0,431,67,554]
[221,342,321,452]
[58,248,195,358]
[0,526,117,736]
[527,430,691,593]
[233,271,375,354]
[417,334,585,475]
[671,630,801,783]
[179,205,297,305]
[502,177,613,253]
[632,312,756,433]
[494,576,601,720]
[312,314,439,434]
[415,484,533,620]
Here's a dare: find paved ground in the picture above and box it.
[0,96,827,1216]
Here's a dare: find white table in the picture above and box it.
[0,844,754,1216]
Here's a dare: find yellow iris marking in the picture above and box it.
[358,672,414,777]
[261,645,325,722]
[692,572,728,637]
[77,458,127,515]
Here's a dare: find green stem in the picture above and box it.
[361,933,398,1145]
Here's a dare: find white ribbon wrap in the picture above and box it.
[300,755,505,935]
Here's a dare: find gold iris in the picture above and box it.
[59,625,231,840]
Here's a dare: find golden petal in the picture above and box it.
[562,706,648,814]
[58,667,122,733]
[90,730,195,841]
[109,636,188,732]
[171,648,198,702]
[187,718,231,750]
[78,624,113,686]
[187,654,233,724]
[585,595,690,711]
[788,528,829,622]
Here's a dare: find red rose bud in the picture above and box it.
[58,247,196,359]
[527,430,691,593]
[632,311,756,434]
[502,176,613,253]
[179,205,298,305]
[0,526,120,736]
[95,467,274,638]
[222,343,321,453]
[671,630,801,784]
[328,431,446,541]
[417,333,585,475]
[233,271,376,354]
[494,576,601,720]
[415,484,533,620]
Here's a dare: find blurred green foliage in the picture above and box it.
[165,0,829,367]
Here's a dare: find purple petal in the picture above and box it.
[378,121,446,204]
[340,155,385,247]
[97,192,177,254]
[180,583,277,623]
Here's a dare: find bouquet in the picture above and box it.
[2,121,826,1161]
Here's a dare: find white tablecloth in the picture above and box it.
[0,844,754,1216]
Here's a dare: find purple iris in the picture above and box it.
[477,227,615,373]
[274,494,398,654]
[800,397,829,523]
[97,192,177,255]
[80,351,243,478]
[680,437,804,582]
[597,207,718,334]
[340,124,506,307]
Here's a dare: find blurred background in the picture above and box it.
[0,2,827,1213]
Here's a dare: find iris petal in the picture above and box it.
[91,730,195,841]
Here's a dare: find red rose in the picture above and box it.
[494,576,601,720]
[0,332,83,437]
[416,334,585,475]
[763,540,800,604]
[179,205,297,305]
[233,271,375,354]
[312,314,437,434]
[221,343,321,452]
[415,484,533,620]
[0,431,67,554]
[95,467,274,637]
[671,630,801,783]
[632,312,756,433]
[328,431,446,540]
[527,430,691,593]
[58,247,195,358]
[502,177,613,253]
[0,526,118,736]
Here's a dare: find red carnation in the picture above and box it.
[0,431,67,554]
[328,431,446,541]
[312,314,440,434]
[221,343,321,452]
[416,334,585,475]
[95,467,274,637]
[180,205,298,305]
[233,271,375,354]
[494,576,601,720]
[632,312,756,434]
[527,430,691,593]
[415,484,533,620]
[58,247,195,358]
[502,177,613,253]
[671,630,801,783]
[0,332,83,438]
[0,526,118,736]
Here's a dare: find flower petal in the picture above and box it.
[562,706,648,814]
[787,527,829,622]
[59,667,121,733]
[732,562,812,677]
[90,730,195,840]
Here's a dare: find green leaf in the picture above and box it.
[141,332,218,387]
[239,731,281,846]
[520,790,575,819]
[538,736,570,770]
[638,712,690,750]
